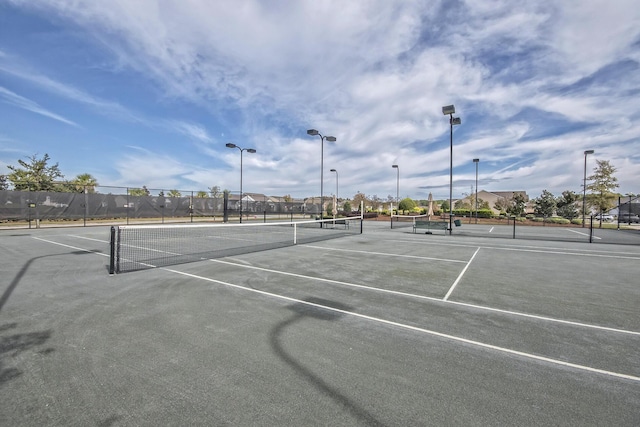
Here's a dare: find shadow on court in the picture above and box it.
[271,297,385,426]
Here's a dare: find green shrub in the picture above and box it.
[570,218,583,225]
[531,217,544,222]
[548,217,570,224]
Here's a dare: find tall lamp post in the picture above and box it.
[307,129,336,222]
[473,158,479,224]
[392,164,399,213]
[582,149,594,227]
[442,105,461,234]
[330,168,338,215]
[226,143,256,223]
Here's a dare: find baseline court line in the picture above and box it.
[443,247,480,301]
[162,266,640,383]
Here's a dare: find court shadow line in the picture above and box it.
[270,297,385,426]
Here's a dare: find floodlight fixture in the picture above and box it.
[225,143,237,148]
[442,105,456,115]
[451,117,461,125]
[307,129,319,136]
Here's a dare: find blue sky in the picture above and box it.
[1,0,639,201]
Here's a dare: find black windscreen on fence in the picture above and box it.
[0,187,320,224]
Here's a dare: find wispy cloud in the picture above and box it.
[0,86,79,127]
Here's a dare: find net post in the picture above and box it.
[589,215,594,243]
[109,226,116,274]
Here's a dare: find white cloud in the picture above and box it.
[3,0,640,199]
[0,86,79,127]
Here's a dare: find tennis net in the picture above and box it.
[109,216,362,273]
[390,214,429,229]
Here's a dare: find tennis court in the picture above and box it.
[1,221,639,425]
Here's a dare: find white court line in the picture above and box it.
[32,237,109,257]
[489,227,495,233]
[212,258,640,336]
[46,235,640,336]
[443,247,480,301]
[302,245,467,263]
[385,238,640,260]
[161,266,640,383]
[566,228,601,240]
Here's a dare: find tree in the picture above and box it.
[283,194,292,202]
[533,189,556,217]
[129,186,150,196]
[493,197,508,213]
[0,174,7,190]
[477,198,490,210]
[68,173,98,193]
[196,191,208,198]
[208,186,221,198]
[556,191,579,219]
[509,193,527,217]
[455,198,471,210]
[342,201,352,213]
[398,197,416,214]
[352,192,367,211]
[168,189,182,197]
[586,160,618,216]
[368,195,382,211]
[440,200,450,212]
[7,153,64,191]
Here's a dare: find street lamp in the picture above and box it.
[329,168,339,201]
[582,149,594,227]
[443,105,461,234]
[226,143,256,223]
[473,158,479,224]
[392,164,399,212]
[330,168,338,216]
[307,129,336,222]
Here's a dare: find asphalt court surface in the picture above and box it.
[1,221,639,426]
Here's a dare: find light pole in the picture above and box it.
[330,168,339,207]
[226,143,256,223]
[392,164,399,213]
[473,158,479,224]
[307,129,336,222]
[583,149,594,227]
[442,105,461,234]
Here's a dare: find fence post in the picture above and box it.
[512,216,516,239]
